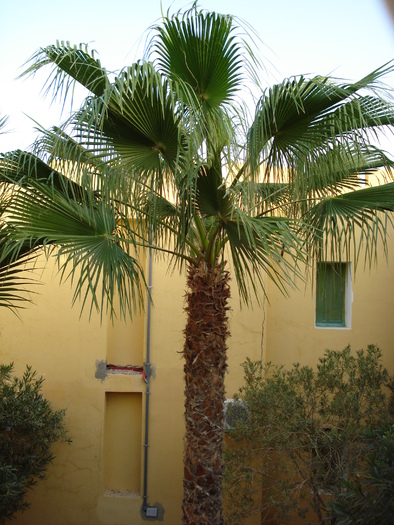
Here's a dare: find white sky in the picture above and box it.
[1,0,393,152]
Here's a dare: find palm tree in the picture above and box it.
[1,6,394,523]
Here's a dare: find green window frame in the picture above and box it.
[316,262,347,327]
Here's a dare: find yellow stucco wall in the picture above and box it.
[0,220,392,524]
[0,252,264,525]
[265,232,394,373]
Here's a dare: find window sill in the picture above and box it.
[315,325,351,330]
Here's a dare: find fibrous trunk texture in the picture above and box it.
[182,259,230,525]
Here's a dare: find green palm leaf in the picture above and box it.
[22,41,110,99]
[196,156,232,217]
[248,63,394,173]
[70,63,187,178]
[5,179,146,320]
[284,146,394,218]
[153,7,243,110]
[223,212,305,302]
[0,260,37,311]
[0,150,87,201]
[0,222,41,311]
[36,126,109,172]
[304,183,394,265]
[23,44,189,177]
[240,181,290,216]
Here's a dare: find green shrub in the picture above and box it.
[330,422,394,524]
[0,363,70,522]
[224,345,392,525]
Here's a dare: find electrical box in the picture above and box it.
[145,507,158,517]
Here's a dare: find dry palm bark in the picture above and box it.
[182,259,230,525]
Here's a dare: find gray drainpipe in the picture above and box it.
[142,243,153,513]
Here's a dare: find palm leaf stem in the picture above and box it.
[256,197,314,218]
[193,213,209,251]
[230,163,246,189]
[124,216,203,260]
[186,224,204,258]
[132,240,197,265]
[215,236,227,258]
[205,222,222,265]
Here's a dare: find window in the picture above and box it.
[316,262,351,328]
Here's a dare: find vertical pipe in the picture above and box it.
[142,242,153,511]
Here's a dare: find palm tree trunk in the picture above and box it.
[182,258,230,525]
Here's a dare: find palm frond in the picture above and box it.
[69,63,188,179]
[0,150,87,201]
[22,41,110,101]
[196,156,232,218]
[304,183,394,266]
[222,212,306,303]
[247,64,394,174]
[35,126,108,172]
[0,187,42,311]
[238,181,290,216]
[153,8,244,110]
[286,146,394,217]
[5,179,146,320]
[0,258,38,311]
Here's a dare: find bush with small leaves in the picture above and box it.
[329,422,394,524]
[224,345,392,525]
[0,363,70,522]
